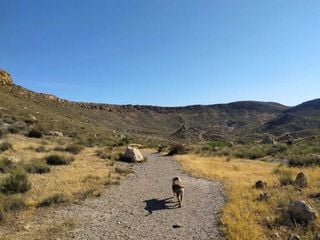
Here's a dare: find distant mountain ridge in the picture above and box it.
[0,69,319,143]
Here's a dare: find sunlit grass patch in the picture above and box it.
[176,154,320,240]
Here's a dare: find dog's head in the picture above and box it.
[172,176,181,183]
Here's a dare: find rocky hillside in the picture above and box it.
[1,69,319,143]
[262,99,320,137]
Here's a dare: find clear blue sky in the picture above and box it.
[1,0,319,106]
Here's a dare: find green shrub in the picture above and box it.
[65,144,83,154]
[24,159,50,174]
[27,129,43,138]
[45,154,74,165]
[0,168,31,194]
[0,142,12,153]
[37,193,69,207]
[234,146,268,159]
[0,158,14,173]
[288,155,320,167]
[266,144,288,156]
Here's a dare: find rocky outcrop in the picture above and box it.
[287,200,318,224]
[261,133,276,144]
[0,69,13,86]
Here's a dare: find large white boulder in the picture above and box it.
[124,147,144,162]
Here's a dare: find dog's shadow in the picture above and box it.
[143,197,179,215]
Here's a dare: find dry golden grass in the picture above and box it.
[0,134,125,240]
[176,154,320,240]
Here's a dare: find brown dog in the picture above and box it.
[172,177,184,207]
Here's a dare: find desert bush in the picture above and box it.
[0,158,14,173]
[45,154,74,165]
[35,145,47,153]
[112,137,129,147]
[266,144,288,156]
[0,168,31,194]
[115,166,133,175]
[96,150,111,159]
[27,129,42,138]
[37,193,69,207]
[65,144,83,154]
[2,115,15,124]
[0,142,12,153]
[3,195,26,212]
[167,144,186,156]
[53,146,65,151]
[288,155,320,167]
[234,146,268,159]
[24,159,50,174]
[7,125,19,134]
[276,168,294,186]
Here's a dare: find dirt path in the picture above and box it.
[57,152,225,240]
[33,154,224,240]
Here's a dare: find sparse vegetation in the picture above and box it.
[37,193,70,207]
[176,154,320,239]
[24,159,50,174]
[276,168,294,186]
[0,141,12,152]
[167,144,186,156]
[3,195,26,212]
[65,144,83,154]
[27,129,43,138]
[0,168,31,194]
[115,166,133,175]
[0,158,14,173]
[45,154,74,165]
[35,145,47,153]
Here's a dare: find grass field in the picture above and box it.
[0,134,127,239]
[176,154,320,240]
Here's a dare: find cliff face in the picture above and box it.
[0,70,13,86]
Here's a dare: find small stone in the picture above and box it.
[172,224,182,229]
[255,180,266,189]
[272,232,280,239]
[259,192,270,201]
[289,234,300,240]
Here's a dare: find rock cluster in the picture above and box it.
[0,69,13,85]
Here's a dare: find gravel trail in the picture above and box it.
[62,152,225,240]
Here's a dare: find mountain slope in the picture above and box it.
[4,69,320,143]
[262,99,320,137]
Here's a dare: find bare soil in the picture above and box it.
[63,152,225,240]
